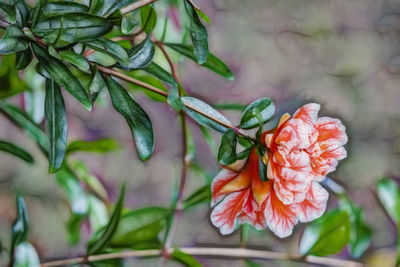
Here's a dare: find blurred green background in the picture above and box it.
[1,0,400,266]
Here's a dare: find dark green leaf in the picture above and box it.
[84,38,129,65]
[0,140,34,163]
[126,73,167,102]
[258,152,267,182]
[45,79,67,173]
[167,86,183,111]
[33,13,113,45]
[121,15,138,34]
[0,101,49,152]
[218,129,237,165]
[0,25,28,55]
[89,69,106,102]
[59,50,90,72]
[13,242,40,267]
[172,249,203,267]
[14,0,29,27]
[214,103,246,111]
[165,43,233,80]
[56,165,89,215]
[183,185,211,210]
[109,207,169,247]
[339,197,372,258]
[15,48,33,70]
[183,0,208,64]
[11,196,29,255]
[181,96,232,133]
[41,2,88,17]
[240,98,275,129]
[299,209,350,256]
[377,177,400,224]
[120,35,154,70]
[31,43,92,110]
[87,185,125,255]
[140,5,157,34]
[67,138,119,154]
[106,78,154,161]
[143,62,177,87]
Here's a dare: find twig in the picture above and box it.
[120,0,158,15]
[41,247,364,267]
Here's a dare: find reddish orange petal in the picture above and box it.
[293,103,320,125]
[315,117,347,147]
[211,169,238,206]
[220,172,251,194]
[264,190,298,238]
[239,192,268,230]
[251,175,272,205]
[296,182,328,222]
[210,189,250,235]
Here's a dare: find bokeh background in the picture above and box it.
[1,0,400,266]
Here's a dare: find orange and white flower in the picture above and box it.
[210,103,347,237]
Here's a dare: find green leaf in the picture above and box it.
[183,185,211,210]
[45,79,68,173]
[172,249,203,267]
[299,209,350,256]
[183,0,208,64]
[120,35,155,70]
[109,207,170,247]
[0,55,28,98]
[56,165,89,215]
[218,129,237,165]
[140,5,157,34]
[84,38,129,66]
[88,69,106,103]
[0,25,28,55]
[167,86,183,111]
[339,197,372,258]
[214,103,246,111]
[377,177,400,224]
[13,242,40,267]
[87,184,125,255]
[194,8,210,24]
[67,138,119,154]
[181,96,232,133]
[0,101,49,153]
[165,43,233,80]
[121,16,138,34]
[143,62,177,87]
[59,50,90,72]
[240,98,275,129]
[33,13,113,45]
[107,78,154,161]
[11,196,29,255]
[0,140,34,163]
[16,48,33,70]
[31,43,92,110]
[41,2,88,17]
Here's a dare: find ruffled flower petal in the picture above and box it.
[293,103,320,125]
[296,182,329,222]
[211,169,238,207]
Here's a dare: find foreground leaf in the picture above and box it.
[11,196,29,256]
[218,129,237,165]
[59,50,90,72]
[33,13,113,45]
[121,35,154,70]
[143,62,177,87]
[181,96,232,133]
[172,250,203,267]
[106,78,154,161]
[67,138,119,154]
[299,209,350,256]
[377,177,400,224]
[16,48,33,70]
[140,5,157,34]
[240,98,275,129]
[0,101,49,153]
[84,38,129,66]
[45,79,68,173]
[87,185,125,255]
[32,43,92,110]
[0,140,34,163]
[0,25,28,55]
[165,43,233,80]
[183,0,208,64]
[13,242,40,267]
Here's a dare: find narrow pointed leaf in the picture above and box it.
[240,98,275,129]
[183,185,211,210]
[32,43,92,110]
[15,48,33,70]
[0,101,49,153]
[87,184,125,255]
[143,62,177,87]
[45,79,67,173]
[183,0,208,64]
[84,38,129,65]
[165,43,233,80]
[167,86,183,111]
[120,35,154,70]
[11,196,29,253]
[59,50,90,72]
[172,250,203,267]
[140,5,157,34]
[0,140,34,163]
[106,78,154,161]
[0,25,28,55]
[88,69,106,102]
[41,2,88,17]
[66,138,119,154]
[181,96,232,133]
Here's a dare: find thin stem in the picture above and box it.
[41,247,363,267]
[120,0,158,15]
